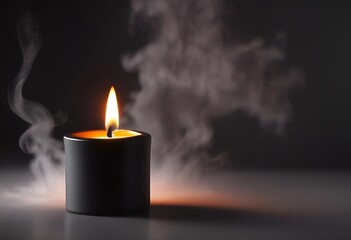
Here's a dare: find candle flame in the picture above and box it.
[105,86,119,132]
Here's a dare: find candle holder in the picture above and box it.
[64,131,151,216]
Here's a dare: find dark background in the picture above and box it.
[0,0,350,169]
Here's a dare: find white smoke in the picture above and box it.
[5,0,303,209]
[122,0,303,184]
[6,15,65,206]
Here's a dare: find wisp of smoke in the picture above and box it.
[5,15,65,206]
[122,0,302,203]
[123,0,302,175]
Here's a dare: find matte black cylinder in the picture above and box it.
[64,131,151,216]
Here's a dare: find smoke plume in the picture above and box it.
[6,15,65,206]
[6,0,302,208]
[122,0,303,186]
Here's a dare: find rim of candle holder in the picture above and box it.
[64,129,150,141]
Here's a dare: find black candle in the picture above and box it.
[64,87,151,216]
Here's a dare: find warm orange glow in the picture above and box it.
[150,183,244,209]
[71,129,140,139]
[105,87,119,132]
[67,86,141,139]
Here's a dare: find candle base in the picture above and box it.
[64,131,151,216]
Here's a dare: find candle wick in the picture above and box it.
[107,125,115,138]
